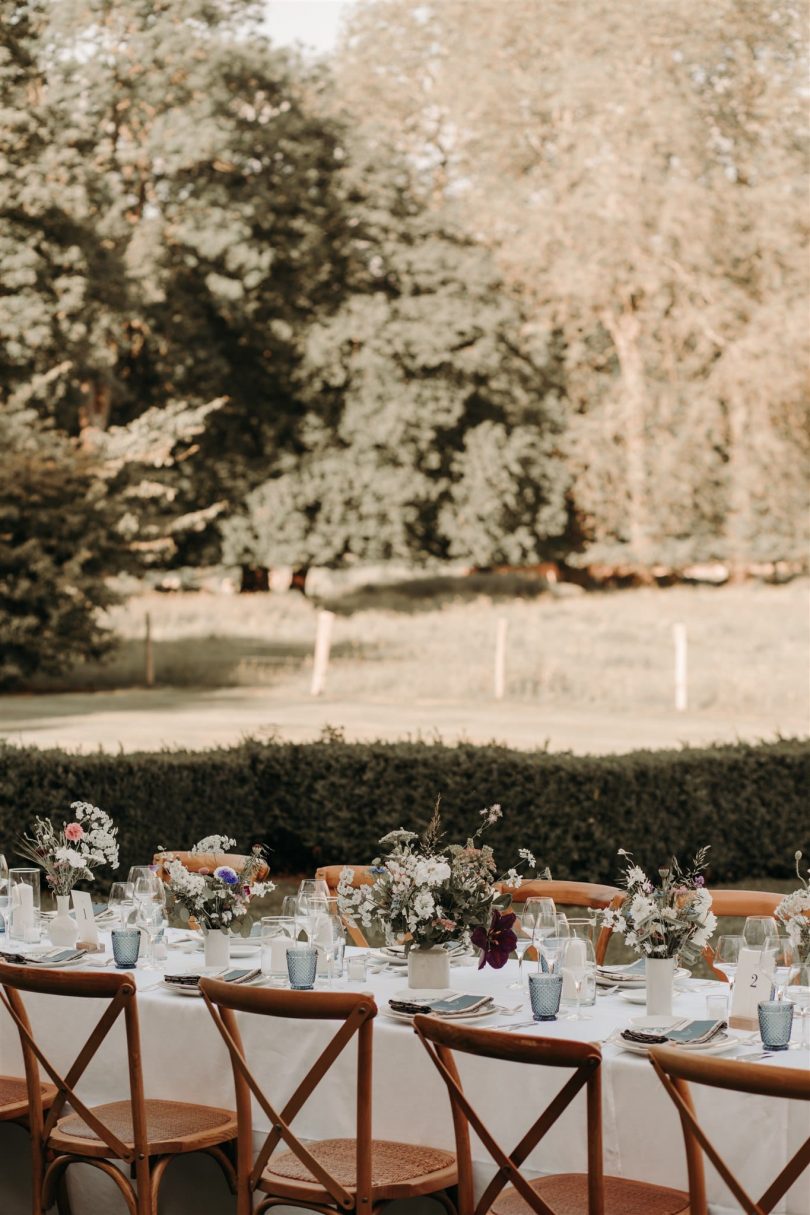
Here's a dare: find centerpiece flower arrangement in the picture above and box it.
[338,800,541,986]
[601,847,717,1015]
[161,835,273,937]
[17,801,120,896]
[776,851,810,961]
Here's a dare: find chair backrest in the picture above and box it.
[498,880,624,967]
[650,1045,809,1215]
[153,851,270,882]
[0,965,147,1165]
[199,980,376,1208]
[414,1016,603,1215]
[702,890,783,979]
[315,865,376,947]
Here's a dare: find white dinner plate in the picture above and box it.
[598,966,689,990]
[380,1004,496,1025]
[610,1031,736,1057]
[187,939,260,958]
[618,985,690,1006]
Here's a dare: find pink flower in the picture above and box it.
[65,823,84,842]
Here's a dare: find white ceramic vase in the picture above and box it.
[204,928,230,969]
[407,945,451,991]
[646,956,675,1016]
[49,895,79,948]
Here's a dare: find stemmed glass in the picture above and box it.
[561,936,595,1021]
[108,882,135,929]
[743,917,780,951]
[509,897,544,989]
[133,874,166,968]
[296,880,330,945]
[762,937,797,1000]
[0,854,8,934]
[713,935,743,997]
[540,918,571,975]
[786,962,810,1050]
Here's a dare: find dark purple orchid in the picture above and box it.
[471,908,518,970]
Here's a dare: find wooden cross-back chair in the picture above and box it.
[0,964,238,1215]
[497,881,624,967]
[315,865,377,947]
[700,890,784,979]
[413,1017,691,1215]
[199,980,457,1215]
[153,850,271,882]
[650,1045,810,1215]
[0,998,58,1213]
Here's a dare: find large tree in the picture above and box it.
[221,159,571,571]
[337,0,810,568]
[2,0,354,558]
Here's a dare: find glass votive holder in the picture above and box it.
[287,945,318,991]
[8,868,41,945]
[261,916,296,981]
[111,929,141,969]
[346,953,369,983]
[758,999,794,1051]
[529,972,563,1021]
[705,992,728,1021]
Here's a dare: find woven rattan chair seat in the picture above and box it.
[52,1098,238,1156]
[0,1075,57,1122]
[491,1173,689,1215]
[262,1137,456,1196]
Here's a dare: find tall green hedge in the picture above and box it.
[0,738,807,885]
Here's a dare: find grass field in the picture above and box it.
[5,575,807,753]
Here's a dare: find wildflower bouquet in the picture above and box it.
[17,802,119,896]
[776,851,810,961]
[161,836,273,935]
[338,800,540,963]
[601,847,717,966]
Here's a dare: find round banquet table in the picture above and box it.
[0,938,808,1215]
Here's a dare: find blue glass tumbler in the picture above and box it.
[111,929,141,969]
[529,972,563,1021]
[758,999,794,1051]
[287,946,318,990]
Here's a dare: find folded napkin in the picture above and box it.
[389,993,494,1018]
[164,967,262,989]
[621,1019,726,1047]
[597,958,647,982]
[0,948,85,966]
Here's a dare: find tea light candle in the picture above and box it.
[562,937,586,1000]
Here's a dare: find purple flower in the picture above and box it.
[214,866,239,887]
[694,875,705,887]
[471,909,518,970]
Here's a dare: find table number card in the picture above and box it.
[72,890,99,947]
[729,946,775,1030]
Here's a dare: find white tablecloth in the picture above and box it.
[1,940,808,1215]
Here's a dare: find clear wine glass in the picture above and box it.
[786,961,810,1050]
[761,937,797,1000]
[139,902,167,970]
[743,917,780,951]
[540,933,568,975]
[128,865,156,887]
[0,854,9,934]
[509,897,543,989]
[108,881,135,929]
[714,935,743,995]
[561,936,596,1021]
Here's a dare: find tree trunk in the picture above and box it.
[603,307,649,563]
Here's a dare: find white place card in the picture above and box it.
[72,890,99,947]
[729,946,775,1030]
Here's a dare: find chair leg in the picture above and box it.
[55,1168,74,1215]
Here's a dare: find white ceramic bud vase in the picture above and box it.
[646,956,675,1016]
[204,928,230,969]
[407,945,451,991]
[49,895,79,948]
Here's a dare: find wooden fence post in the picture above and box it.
[311,610,335,697]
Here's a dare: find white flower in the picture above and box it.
[412,891,435,921]
[626,865,647,886]
[518,848,535,867]
[502,868,522,888]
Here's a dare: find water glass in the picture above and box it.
[111,929,141,969]
[108,882,135,929]
[743,917,780,951]
[347,953,369,983]
[261,916,296,981]
[287,945,318,990]
[705,992,728,1021]
[758,999,794,1051]
[529,972,563,1021]
[8,868,41,944]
